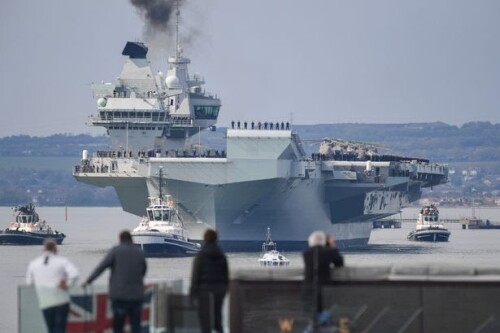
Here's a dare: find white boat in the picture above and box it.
[132,171,201,257]
[258,227,290,267]
[407,204,450,242]
[0,203,66,245]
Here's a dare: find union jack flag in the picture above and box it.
[66,286,152,333]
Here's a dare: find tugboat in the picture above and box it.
[407,204,450,242]
[131,170,201,257]
[258,227,290,266]
[0,203,66,245]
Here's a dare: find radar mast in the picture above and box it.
[175,0,181,58]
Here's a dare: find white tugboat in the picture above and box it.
[0,203,66,245]
[258,227,290,267]
[132,169,201,257]
[132,196,201,257]
[407,204,450,242]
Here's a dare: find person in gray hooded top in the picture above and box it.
[82,230,147,333]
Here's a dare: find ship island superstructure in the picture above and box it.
[73,24,449,251]
[89,39,220,153]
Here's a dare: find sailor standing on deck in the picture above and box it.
[26,238,79,333]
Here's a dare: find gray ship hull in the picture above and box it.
[162,177,374,250]
[74,129,448,251]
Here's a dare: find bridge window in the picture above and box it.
[194,105,220,119]
[162,210,171,221]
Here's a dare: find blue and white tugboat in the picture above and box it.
[407,204,450,242]
[0,203,66,245]
[131,178,201,257]
[258,227,290,266]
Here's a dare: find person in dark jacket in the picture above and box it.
[303,230,344,284]
[190,229,229,333]
[302,230,344,323]
[82,230,147,333]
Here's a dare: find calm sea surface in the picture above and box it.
[1,206,499,332]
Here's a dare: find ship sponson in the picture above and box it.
[74,129,448,251]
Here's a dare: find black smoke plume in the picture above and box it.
[130,0,183,34]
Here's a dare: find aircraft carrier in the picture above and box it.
[73,15,448,250]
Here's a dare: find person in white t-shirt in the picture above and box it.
[26,239,79,333]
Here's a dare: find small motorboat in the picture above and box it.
[0,203,66,245]
[407,204,450,242]
[258,227,290,266]
[132,194,201,257]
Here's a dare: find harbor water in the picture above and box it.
[1,206,500,332]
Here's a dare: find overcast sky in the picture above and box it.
[1,0,499,137]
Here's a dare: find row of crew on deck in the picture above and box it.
[231,120,290,130]
[76,149,228,174]
[95,149,226,159]
[310,151,432,164]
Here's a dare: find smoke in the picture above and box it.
[130,0,182,36]
[129,0,212,65]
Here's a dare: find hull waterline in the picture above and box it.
[133,233,200,257]
[0,231,65,245]
[407,229,450,242]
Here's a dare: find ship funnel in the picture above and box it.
[82,150,89,161]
